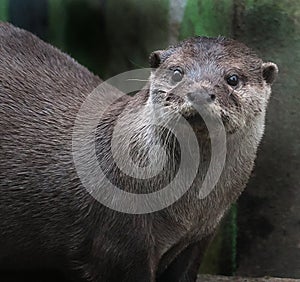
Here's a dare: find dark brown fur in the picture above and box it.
[0,23,278,282]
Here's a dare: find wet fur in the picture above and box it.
[0,23,277,282]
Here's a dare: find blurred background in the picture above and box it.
[0,0,299,280]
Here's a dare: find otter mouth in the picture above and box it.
[186,113,208,130]
[158,94,210,130]
[152,89,222,133]
[178,110,209,133]
[185,113,204,124]
[163,92,185,106]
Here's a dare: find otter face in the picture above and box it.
[148,37,278,133]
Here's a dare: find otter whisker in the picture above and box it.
[167,80,186,97]
[127,78,149,82]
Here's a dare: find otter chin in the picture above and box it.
[0,23,278,282]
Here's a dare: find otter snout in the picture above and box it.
[186,88,216,105]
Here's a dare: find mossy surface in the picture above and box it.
[179,0,233,39]
[0,0,9,21]
[199,205,238,275]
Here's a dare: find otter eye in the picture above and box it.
[171,68,183,83]
[227,74,239,86]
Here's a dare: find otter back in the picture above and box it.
[0,22,101,268]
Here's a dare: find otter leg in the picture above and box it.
[157,235,214,282]
[73,246,156,282]
[76,258,155,282]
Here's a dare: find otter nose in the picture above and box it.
[186,90,216,104]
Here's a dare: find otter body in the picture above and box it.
[0,23,278,282]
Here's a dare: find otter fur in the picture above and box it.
[0,23,278,282]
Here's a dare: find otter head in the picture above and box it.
[148,36,278,134]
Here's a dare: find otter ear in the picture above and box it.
[149,50,164,68]
[262,62,278,84]
[149,49,173,68]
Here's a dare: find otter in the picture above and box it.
[0,22,278,282]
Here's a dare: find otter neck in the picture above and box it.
[99,90,213,194]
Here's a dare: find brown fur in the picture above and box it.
[0,23,278,282]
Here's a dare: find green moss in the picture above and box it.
[179,0,233,39]
[199,204,238,275]
[199,226,223,274]
[0,0,8,21]
[235,0,298,52]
